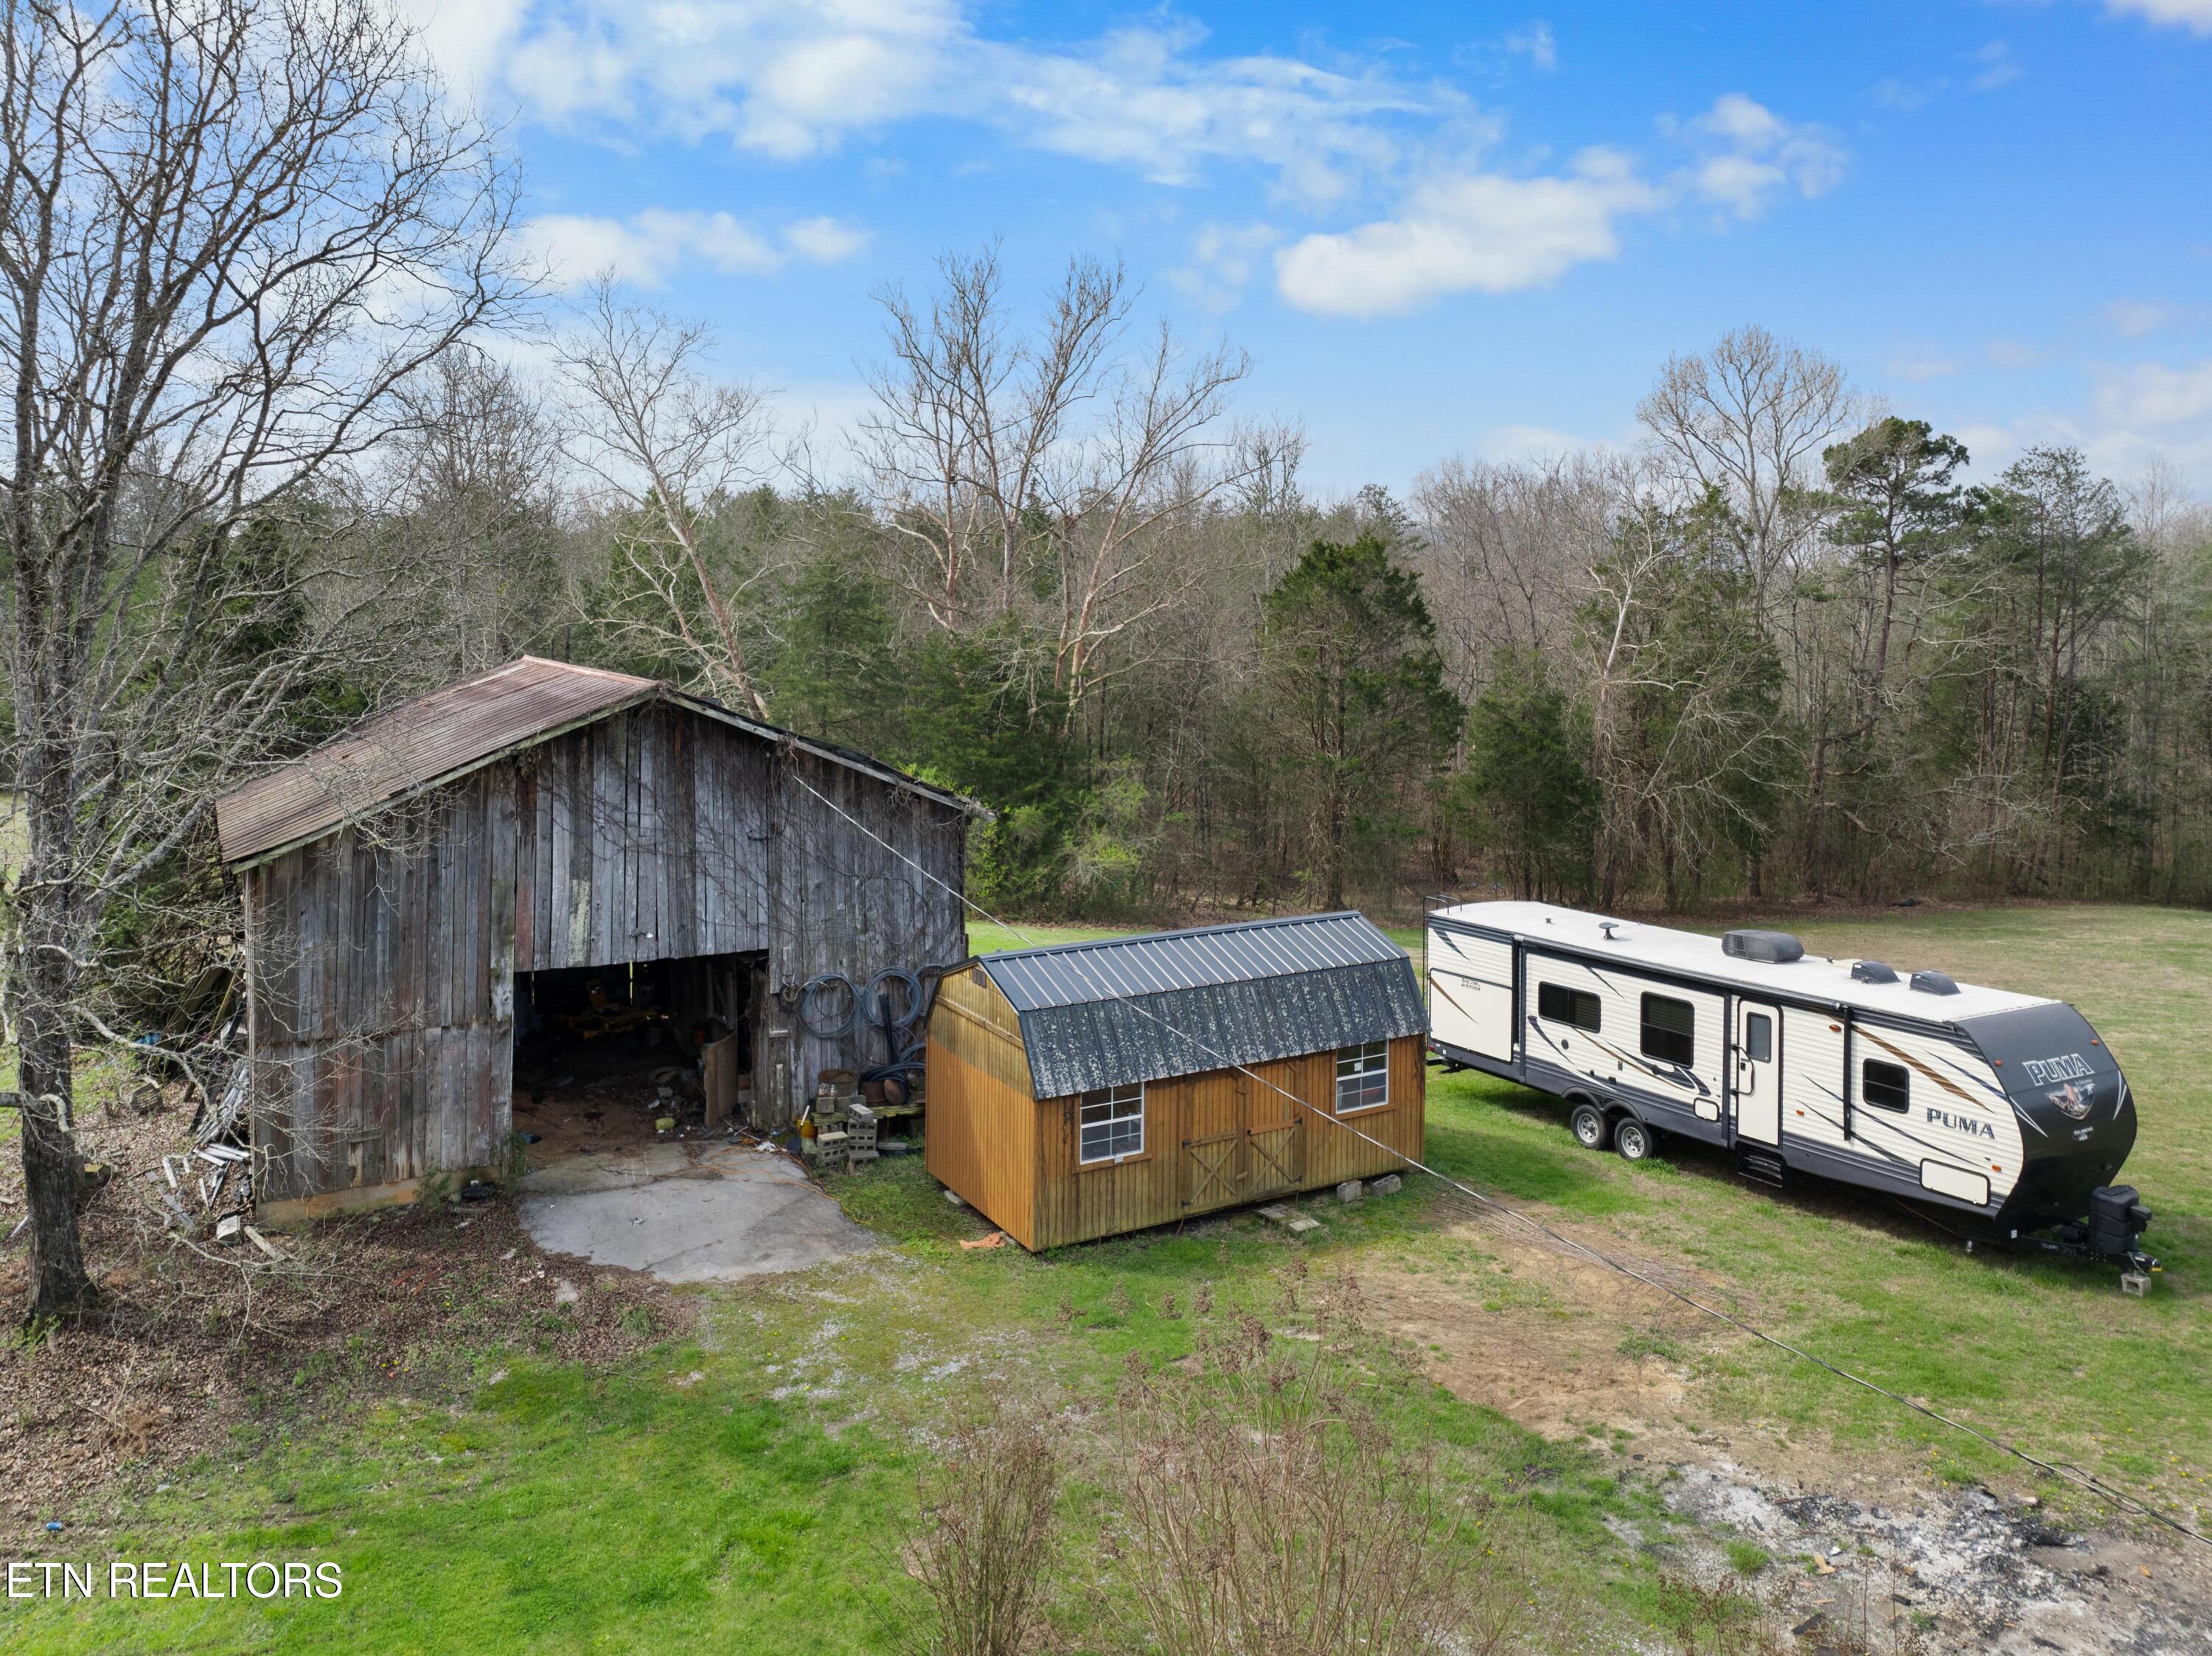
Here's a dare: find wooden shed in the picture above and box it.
[215,656,978,1220]
[925,913,1427,1249]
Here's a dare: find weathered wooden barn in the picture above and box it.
[215,656,978,1219]
[925,914,1427,1249]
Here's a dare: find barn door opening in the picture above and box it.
[510,949,767,1166]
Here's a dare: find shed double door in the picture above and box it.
[1181,1071,1305,1212]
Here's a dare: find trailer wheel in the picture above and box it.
[1614,1118,1655,1163]
[1569,1102,1610,1150]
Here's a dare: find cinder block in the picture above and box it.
[1371,1173,1404,1197]
[1336,1180,1366,1203]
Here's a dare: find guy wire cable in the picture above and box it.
[785,770,2211,1549]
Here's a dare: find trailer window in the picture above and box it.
[1862,1059,1910,1113]
[1744,1012,1773,1062]
[1537,983,1601,1031]
[1078,1083,1145,1163]
[1335,1042,1390,1112]
[1641,994,1696,1067]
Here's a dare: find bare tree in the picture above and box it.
[1637,325,1859,616]
[860,248,1256,714]
[1412,451,1624,709]
[388,347,563,675]
[555,282,776,717]
[0,0,518,1321]
[1051,324,1255,710]
[861,246,1127,630]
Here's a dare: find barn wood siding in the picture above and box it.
[248,703,969,1208]
[249,770,515,1205]
[1023,1034,1427,1250]
[923,970,1039,1246]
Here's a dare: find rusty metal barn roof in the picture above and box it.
[215,655,981,866]
[977,912,1425,1100]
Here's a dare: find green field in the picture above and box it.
[4,903,2205,1652]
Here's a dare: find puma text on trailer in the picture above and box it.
[1425,902,2151,1262]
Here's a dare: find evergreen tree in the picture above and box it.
[1245,535,1462,908]
[1461,650,1599,900]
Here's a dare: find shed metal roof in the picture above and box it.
[977,912,1425,1099]
[215,655,983,866]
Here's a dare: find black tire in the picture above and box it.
[1614,1118,1655,1163]
[1569,1101,1610,1151]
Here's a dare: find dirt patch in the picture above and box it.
[0,1187,692,1528]
[1359,1211,1899,1486]
[1361,1214,2212,1655]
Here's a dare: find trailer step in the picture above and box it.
[1735,1149,1787,1189]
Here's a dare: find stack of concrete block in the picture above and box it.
[845,1102,880,1164]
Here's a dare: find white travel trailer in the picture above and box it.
[1425,902,2152,1262]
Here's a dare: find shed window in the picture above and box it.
[1335,1042,1390,1113]
[1079,1083,1145,1163]
[1862,1059,1910,1113]
[1640,994,1696,1068]
[1537,983,1601,1032]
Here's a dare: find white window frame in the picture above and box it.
[1335,1041,1391,1113]
[1078,1082,1146,1164]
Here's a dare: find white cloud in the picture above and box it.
[1871,77,1941,112]
[1169,221,1279,312]
[1268,88,1843,318]
[2106,299,2178,338]
[396,0,530,97]
[2096,359,2212,427]
[1274,149,1660,317]
[2106,0,2212,35]
[470,3,1441,206]
[1970,42,2020,93]
[1678,94,1846,219]
[521,209,869,291]
[1480,422,1624,464]
[1888,355,1962,382]
[501,0,964,158]
[782,215,873,263]
[1503,22,1558,74]
[988,25,1438,206]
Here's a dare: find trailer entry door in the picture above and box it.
[1733,1001,1781,1147]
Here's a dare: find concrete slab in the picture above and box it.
[518,1143,876,1283]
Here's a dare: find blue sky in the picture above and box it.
[417,0,2212,495]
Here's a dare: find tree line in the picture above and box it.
[4,0,2208,1318]
[387,282,2212,925]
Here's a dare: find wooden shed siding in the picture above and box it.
[247,703,967,1204]
[1006,1033,1426,1250]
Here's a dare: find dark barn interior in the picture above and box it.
[510,951,768,1158]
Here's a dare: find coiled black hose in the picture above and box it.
[797,973,860,1040]
[800,961,964,1097]
[865,967,923,1042]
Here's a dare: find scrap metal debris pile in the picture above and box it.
[136,1037,286,1262]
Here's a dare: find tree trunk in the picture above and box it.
[12,552,98,1319]
[14,905,94,1319]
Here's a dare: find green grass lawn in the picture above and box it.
[978,905,2212,1511]
[4,902,2205,1651]
[4,1172,1672,1653]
